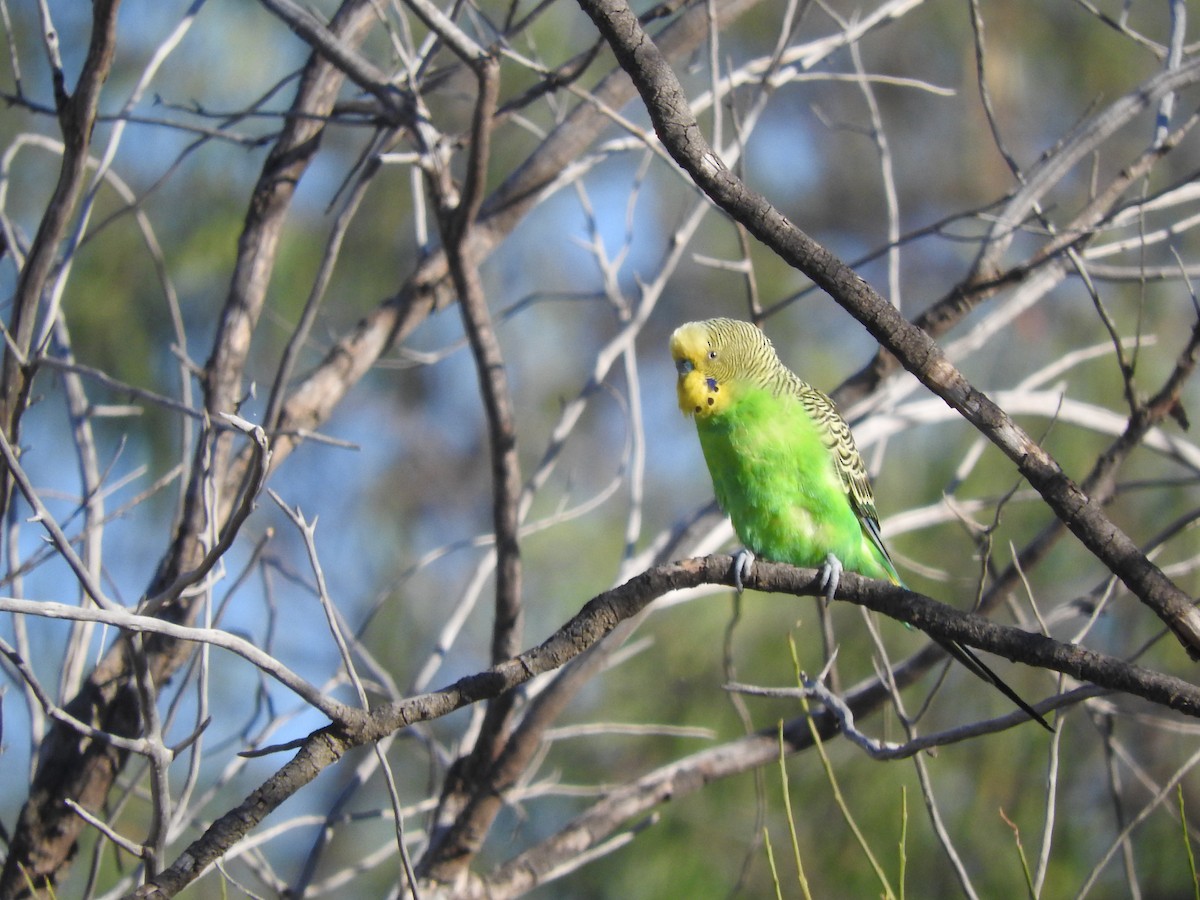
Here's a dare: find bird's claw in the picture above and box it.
[818,553,843,605]
[732,549,756,593]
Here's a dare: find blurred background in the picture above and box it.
[2,0,1200,896]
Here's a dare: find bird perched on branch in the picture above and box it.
[670,317,1051,731]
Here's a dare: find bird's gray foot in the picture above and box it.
[733,549,756,593]
[818,553,843,605]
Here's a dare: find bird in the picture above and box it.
[669,317,1052,731]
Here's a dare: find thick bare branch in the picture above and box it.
[130,553,1200,896]
[574,0,1200,660]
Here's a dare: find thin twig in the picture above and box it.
[0,596,353,724]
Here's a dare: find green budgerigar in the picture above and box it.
[670,317,1051,730]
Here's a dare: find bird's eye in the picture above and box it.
[707,350,718,360]
[675,358,694,376]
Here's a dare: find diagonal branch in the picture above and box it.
[573,0,1200,660]
[833,107,1200,408]
[257,0,412,118]
[131,554,1200,897]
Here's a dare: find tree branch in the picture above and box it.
[0,596,354,724]
[420,42,530,884]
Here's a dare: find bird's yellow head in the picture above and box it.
[669,318,775,419]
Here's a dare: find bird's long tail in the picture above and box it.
[863,521,1052,731]
[937,639,1054,732]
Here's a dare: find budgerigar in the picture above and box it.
[670,317,1051,731]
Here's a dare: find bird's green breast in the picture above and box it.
[695,384,891,579]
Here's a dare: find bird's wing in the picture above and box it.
[794,380,880,525]
[794,378,901,581]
